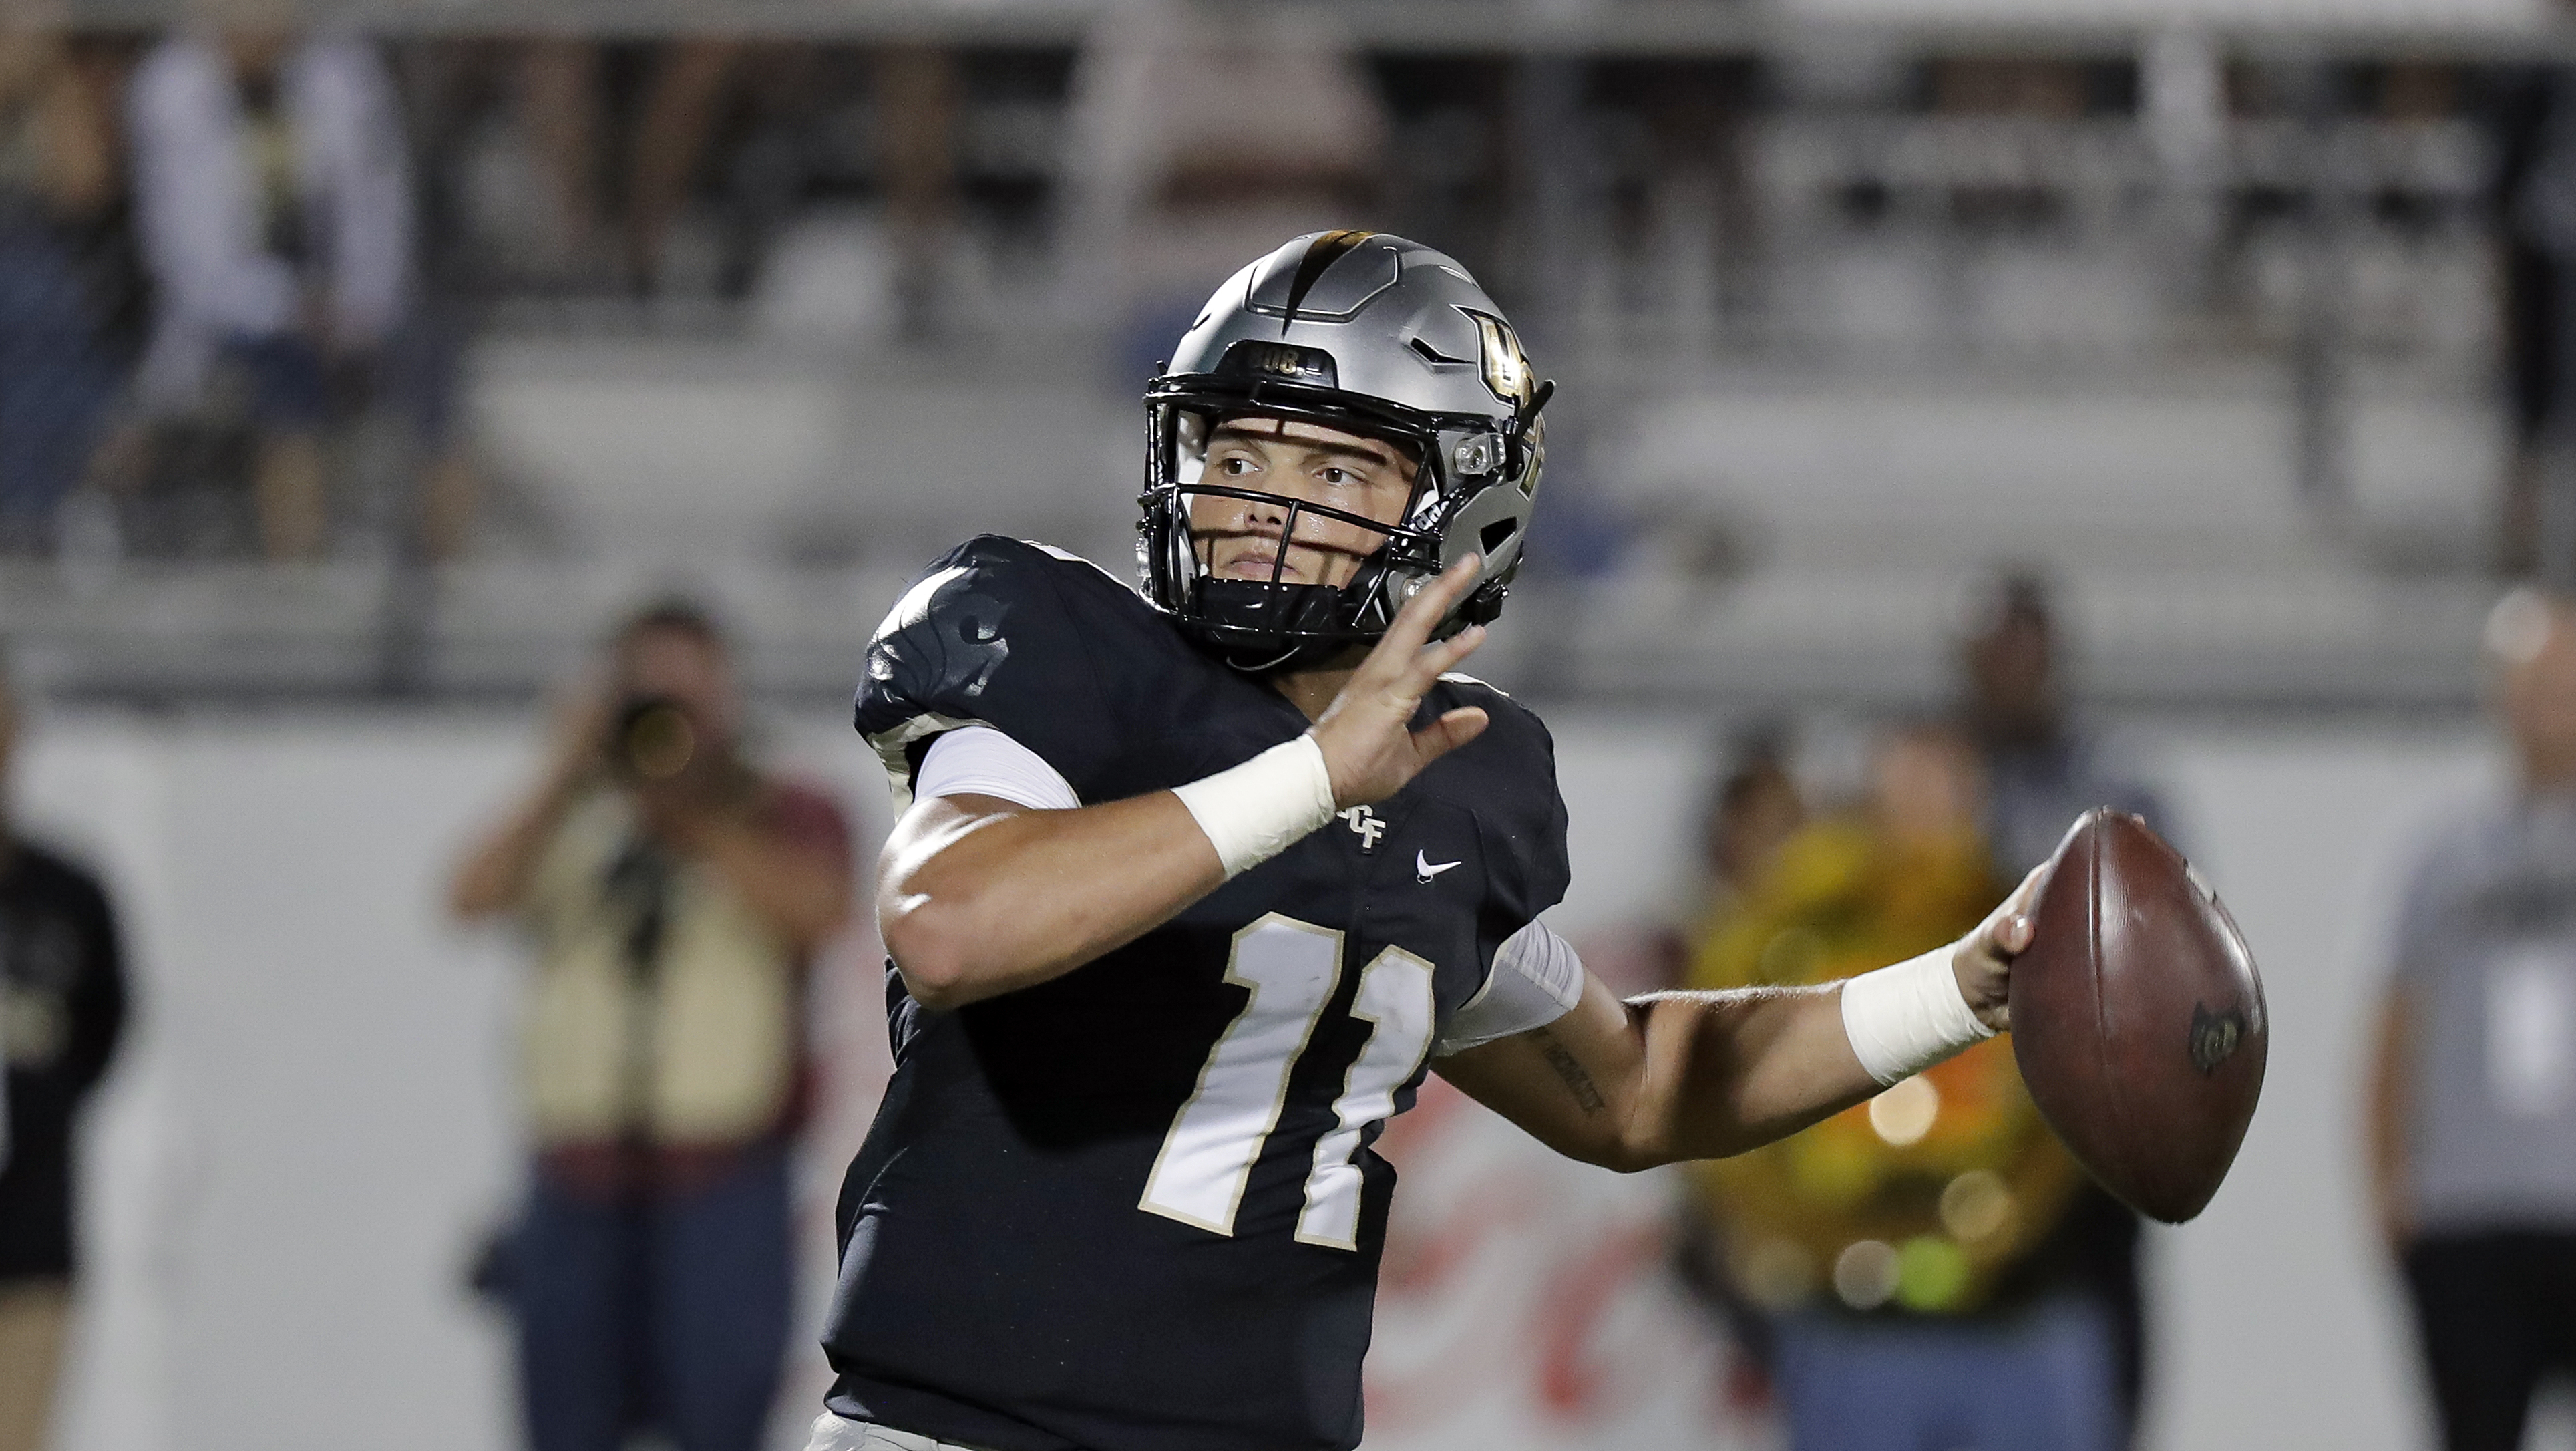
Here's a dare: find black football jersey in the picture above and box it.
[825,536,1571,1451]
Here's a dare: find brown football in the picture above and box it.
[2009,809,2267,1223]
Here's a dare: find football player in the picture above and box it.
[815,232,2038,1451]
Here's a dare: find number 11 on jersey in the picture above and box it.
[1138,913,1437,1249]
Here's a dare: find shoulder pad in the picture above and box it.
[1025,540,1140,593]
[854,536,1128,808]
[1423,681,1569,925]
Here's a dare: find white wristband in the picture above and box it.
[1839,945,1996,1087]
[1171,735,1339,878]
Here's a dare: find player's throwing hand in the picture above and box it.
[1949,861,2050,1033]
[1308,554,1493,809]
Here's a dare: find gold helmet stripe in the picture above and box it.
[1278,230,1379,333]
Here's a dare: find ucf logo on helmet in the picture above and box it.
[1469,311,1533,406]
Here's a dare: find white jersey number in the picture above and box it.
[1138,913,1437,1247]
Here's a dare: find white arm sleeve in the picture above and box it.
[1433,919,1586,1056]
[915,725,1081,811]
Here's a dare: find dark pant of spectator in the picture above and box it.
[219,314,464,440]
[0,225,117,549]
[514,1142,794,1451]
[216,333,331,430]
[1768,1294,2121,1451]
[2404,1230,2576,1451]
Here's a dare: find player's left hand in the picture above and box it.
[1950,862,2048,1033]
[1309,554,1491,808]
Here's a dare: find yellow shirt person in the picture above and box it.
[1685,728,2082,1317]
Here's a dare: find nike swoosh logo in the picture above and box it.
[1416,850,1461,883]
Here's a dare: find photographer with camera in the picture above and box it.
[450,599,852,1451]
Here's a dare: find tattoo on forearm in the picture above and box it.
[1533,1029,1606,1114]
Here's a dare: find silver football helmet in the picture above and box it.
[1137,230,1553,671]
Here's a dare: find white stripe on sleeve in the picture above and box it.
[915,724,1081,812]
[1433,919,1586,1056]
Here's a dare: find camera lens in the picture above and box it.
[614,697,695,781]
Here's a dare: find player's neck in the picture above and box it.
[1273,661,1360,723]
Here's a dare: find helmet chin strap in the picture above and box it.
[1188,566,1387,676]
[1200,584,1362,675]
[1224,633,1370,676]
[1225,643,1314,675]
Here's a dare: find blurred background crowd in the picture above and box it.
[0,0,2541,705]
[4,0,2576,1448]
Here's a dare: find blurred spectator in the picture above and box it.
[1669,729,1808,1404]
[1962,571,2167,877]
[1697,728,1805,918]
[1661,728,1808,993]
[0,13,127,553]
[394,38,604,293]
[2370,587,2576,1451]
[449,601,852,1451]
[474,35,749,292]
[415,36,829,301]
[0,662,129,1451]
[1959,568,2167,1443]
[2490,67,2571,578]
[1063,0,1385,373]
[128,14,476,560]
[871,43,957,339]
[1682,721,2113,1451]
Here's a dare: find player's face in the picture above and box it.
[1185,416,1419,591]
